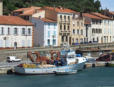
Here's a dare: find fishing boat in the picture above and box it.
[14,47,87,75]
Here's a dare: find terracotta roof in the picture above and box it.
[20,9,44,16]
[33,17,56,23]
[91,12,111,19]
[83,13,102,20]
[13,6,41,12]
[41,18,56,23]
[13,6,42,16]
[0,16,33,26]
[44,6,76,13]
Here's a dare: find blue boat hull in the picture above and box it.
[14,62,85,75]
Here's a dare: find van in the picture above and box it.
[7,56,21,62]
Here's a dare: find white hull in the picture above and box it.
[14,63,85,75]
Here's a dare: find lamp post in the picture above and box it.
[3,37,8,48]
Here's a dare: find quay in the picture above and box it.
[0,61,114,74]
[0,43,114,74]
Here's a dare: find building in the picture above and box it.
[83,13,114,43]
[0,16,33,48]
[83,13,103,43]
[44,6,75,46]
[72,13,85,45]
[32,17,58,47]
[0,0,3,16]
[12,6,45,21]
[91,13,114,43]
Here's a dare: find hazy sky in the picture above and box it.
[100,0,114,11]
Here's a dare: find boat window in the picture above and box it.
[67,55,75,58]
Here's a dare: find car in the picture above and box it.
[7,56,22,62]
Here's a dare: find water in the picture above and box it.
[0,67,114,87]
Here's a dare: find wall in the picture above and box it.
[0,25,33,48]
[44,22,58,46]
[32,18,44,47]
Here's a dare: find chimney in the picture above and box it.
[0,0,3,15]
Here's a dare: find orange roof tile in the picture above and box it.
[44,6,76,13]
[33,17,56,23]
[13,6,41,12]
[13,6,42,16]
[0,16,33,26]
[20,9,44,16]
[83,13,102,20]
[91,12,111,19]
[41,18,56,23]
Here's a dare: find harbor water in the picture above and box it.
[0,67,114,87]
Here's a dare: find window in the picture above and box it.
[62,36,64,42]
[53,39,56,45]
[66,36,68,42]
[64,16,66,21]
[80,38,83,43]
[77,29,79,34]
[76,39,78,43]
[77,21,79,26]
[14,28,18,35]
[22,28,25,35]
[68,16,70,20]
[48,31,50,38]
[67,25,69,30]
[60,15,62,20]
[48,23,50,29]
[73,29,75,34]
[92,29,95,33]
[60,24,62,30]
[53,31,56,36]
[64,25,66,30]
[54,24,56,29]
[81,30,83,35]
[8,27,10,35]
[1,27,4,35]
[28,28,31,35]
[47,39,50,45]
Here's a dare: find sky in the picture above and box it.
[100,0,114,11]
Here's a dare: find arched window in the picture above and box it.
[14,28,18,35]
[22,28,25,35]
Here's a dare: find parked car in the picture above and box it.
[7,56,21,62]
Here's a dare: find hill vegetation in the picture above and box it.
[3,0,101,15]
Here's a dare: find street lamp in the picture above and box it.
[3,37,7,48]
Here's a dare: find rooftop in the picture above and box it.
[33,17,56,23]
[13,6,42,16]
[44,6,76,13]
[91,12,112,20]
[0,16,33,26]
[83,13,102,20]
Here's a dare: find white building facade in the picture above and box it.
[0,16,33,48]
[32,18,58,47]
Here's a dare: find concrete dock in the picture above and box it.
[0,61,114,74]
[84,61,114,68]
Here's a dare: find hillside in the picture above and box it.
[3,0,101,15]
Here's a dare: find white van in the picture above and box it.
[7,56,21,62]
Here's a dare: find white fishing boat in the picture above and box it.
[14,46,87,75]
